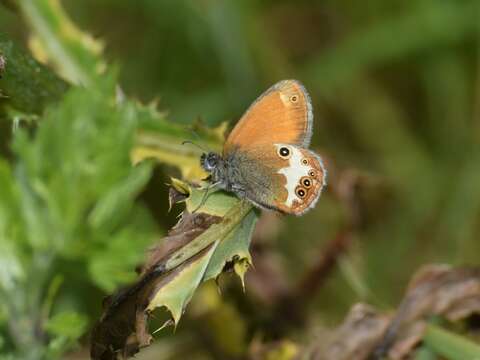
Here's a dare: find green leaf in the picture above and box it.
[88,208,157,292]
[45,311,87,340]
[0,35,68,114]
[203,210,257,287]
[148,241,220,324]
[0,159,24,292]
[88,161,153,231]
[147,194,258,323]
[151,183,257,323]
[1,75,158,357]
[45,311,88,358]
[162,184,255,275]
[423,324,480,360]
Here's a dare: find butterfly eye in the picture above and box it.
[278,146,291,159]
[295,186,307,199]
[290,95,298,103]
[301,177,312,188]
[301,158,309,166]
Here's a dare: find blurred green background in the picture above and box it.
[0,0,479,359]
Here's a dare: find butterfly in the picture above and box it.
[200,80,326,216]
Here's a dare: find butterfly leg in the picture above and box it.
[195,175,212,190]
[192,181,221,213]
[231,185,247,200]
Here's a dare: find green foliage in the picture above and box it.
[45,311,88,358]
[0,76,158,358]
[0,8,165,353]
[0,34,68,114]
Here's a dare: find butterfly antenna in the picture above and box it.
[188,127,214,152]
[182,140,209,153]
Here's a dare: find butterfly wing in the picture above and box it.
[223,80,326,215]
[225,143,325,215]
[223,80,313,152]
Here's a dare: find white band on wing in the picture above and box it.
[275,144,312,207]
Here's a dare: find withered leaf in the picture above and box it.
[312,304,391,360]
[377,264,480,359]
[311,264,480,360]
[167,178,189,212]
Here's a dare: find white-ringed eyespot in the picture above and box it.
[278,146,291,159]
[301,177,312,188]
[295,186,307,199]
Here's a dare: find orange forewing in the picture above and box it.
[223,80,312,154]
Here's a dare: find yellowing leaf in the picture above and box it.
[133,113,226,181]
[131,144,208,181]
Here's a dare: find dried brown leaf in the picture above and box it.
[379,264,480,359]
[311,304,391,360]
[309,264,480,360]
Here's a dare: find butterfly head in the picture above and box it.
[200,152,222,173]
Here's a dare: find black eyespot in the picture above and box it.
[296,187,307,198]
[302,178,312,188]
[301,158,309,165]
[278,146,291,159]
[290,95,298,102]
[308,170,316,178]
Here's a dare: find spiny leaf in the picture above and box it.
[88,161,153,231]
[15,0,226,181]
[147,241,219,324]
[91,181,258,360]
[203,211,256,285]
